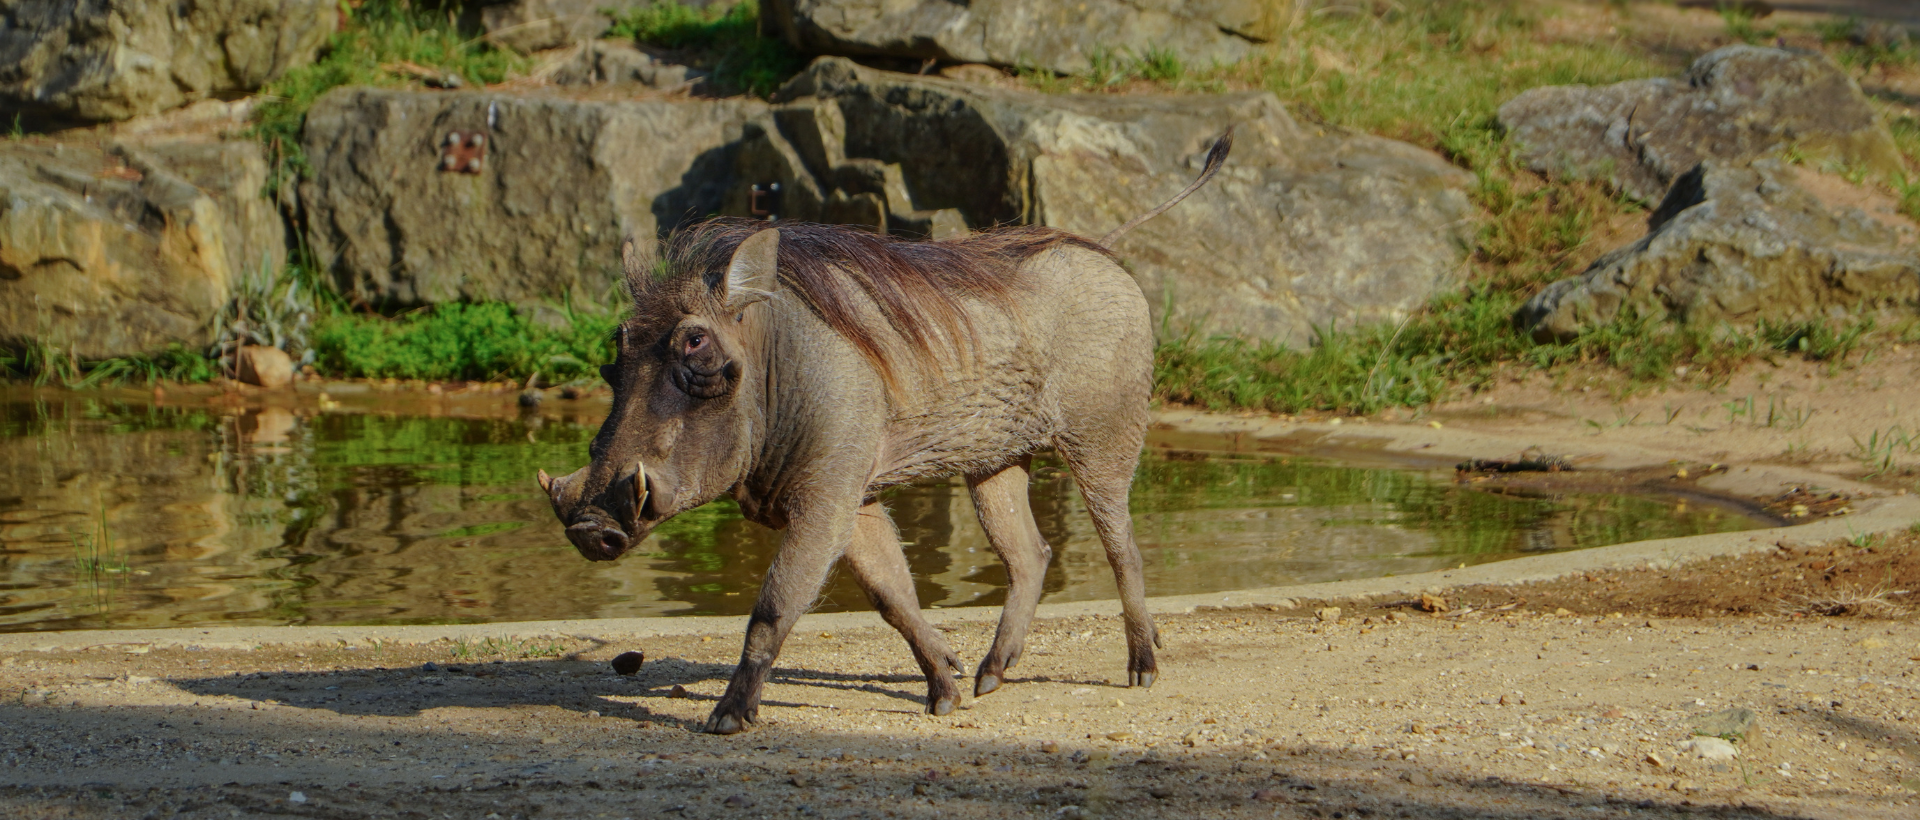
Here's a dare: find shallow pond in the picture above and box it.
[0,391,1767,632]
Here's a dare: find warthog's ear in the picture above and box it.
[621,237,647,279]
[716,228,779,309]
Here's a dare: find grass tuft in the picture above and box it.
[252,0,525,193]
[605,1,802,96]
[312,298,620,383]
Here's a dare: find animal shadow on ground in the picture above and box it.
[163,656,1106,730]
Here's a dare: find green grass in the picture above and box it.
[312,298,620,383]
[605,1,802,96]
[1816,15,1919,72]
[1,341,220,387]
[252,0,525,192]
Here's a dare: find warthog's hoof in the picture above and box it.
[929,696,956,716]
[974,672,1002,697]
[703,711,750,735]
[1129,670,1156,688]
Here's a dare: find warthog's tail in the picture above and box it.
[1098,126,1235,245]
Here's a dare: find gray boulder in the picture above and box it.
[298,88,770,305]
[1516,160,1920,342]
[1498,46,1904,203]
[298,59,1472,343]
[0,137,286,359]
[760,0,1286,76]
[0,0,338,127]
[548,40,707,89]
[747,58,1474,345]
[482,0,726,53]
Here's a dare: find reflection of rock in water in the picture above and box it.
[0,402,283,630]
[1520,525,1565,553]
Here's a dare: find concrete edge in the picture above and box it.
[6,496,1914,655]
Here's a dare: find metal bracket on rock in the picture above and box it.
[439,131,488,174]
[750,183,781,220]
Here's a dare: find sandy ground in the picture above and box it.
[1,546,1915,820]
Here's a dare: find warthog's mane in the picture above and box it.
[644,218,1111,385]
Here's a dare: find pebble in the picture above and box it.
[611,651,645,676]
[722,794,751,809]
[1106,731,1133,742]
[1690,707,1757,742]
[1677,737,1738,760]
[1316,607,1342,622]
[1039,741,1059,754]
[1400,770,1434,787]
[669,685,689,698]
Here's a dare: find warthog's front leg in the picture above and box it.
[703,503,856,735]
[845,502,964,714]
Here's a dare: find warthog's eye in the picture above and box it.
[668,324,734,400]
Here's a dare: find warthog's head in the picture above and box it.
[538,228,780,561]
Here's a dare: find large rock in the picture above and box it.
[547,40,707,89]
[1515,160,1920,342]
[760,0,1288,77]
[742,57,1474,345]
[0,0,338,128]
[481,0,727,53]
[1498,46,1904,204]
[298,88,770,305]
[0,137,287,359]
[298,59,1472,342]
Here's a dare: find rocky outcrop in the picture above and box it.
[760,0,1288,76]
[0,138,286,359]
[0,0,338,127]
[482,0,726,53]
[1498,46,1904,203]
[548,40,707,89]
[298,58,1471,342]
[747,58,1474,345]
[298,88,769,305]
[1515,160,1920,342]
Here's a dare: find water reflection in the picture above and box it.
[0,392,1763,632]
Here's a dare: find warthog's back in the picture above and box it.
[868,244,1151,488]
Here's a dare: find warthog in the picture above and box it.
[539,130,1233,734]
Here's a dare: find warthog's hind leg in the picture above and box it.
[1058,431,1158,689]
[967,457,1051,697]
[845,503,965,715]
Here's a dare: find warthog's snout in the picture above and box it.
[538,458,655,562]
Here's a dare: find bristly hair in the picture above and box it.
[642,218,1112,384]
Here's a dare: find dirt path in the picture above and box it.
[2,530,1916,820]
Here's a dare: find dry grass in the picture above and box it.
[1778,586,1914,618]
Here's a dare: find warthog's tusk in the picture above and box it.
[633,457,649,513]
[537,468,554,495]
